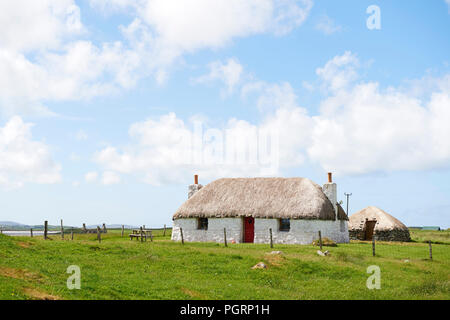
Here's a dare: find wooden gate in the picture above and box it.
[244,217,254,243]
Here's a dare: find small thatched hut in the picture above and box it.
[171,174,349,245]
[349,206,411,242]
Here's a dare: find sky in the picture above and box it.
[0,0,449,228]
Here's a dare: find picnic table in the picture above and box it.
[129,229,153,241]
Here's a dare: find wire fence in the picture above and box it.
[340,237,448,262]
[1,223,446,261]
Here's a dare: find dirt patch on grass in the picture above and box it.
[17,242,32,248]
[181,287,207,299]
[312,237,338,247]
[23,288,61,300]
[264,254,286,267]
[335,252,365,264]
[0,266,43,282]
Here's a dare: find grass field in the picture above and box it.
[0,229,448,300]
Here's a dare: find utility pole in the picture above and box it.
[344,193,352,218]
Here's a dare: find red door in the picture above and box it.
[244,217,254,243]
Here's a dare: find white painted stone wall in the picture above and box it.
[172,218,349,244]
[253,219,349,244]
[171,218,243,243]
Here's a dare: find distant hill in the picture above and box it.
[86,224,139,229]
[0,221,68,231]
[0,221,28,227]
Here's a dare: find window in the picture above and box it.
[197,218,208,230]
[279,218,290,232]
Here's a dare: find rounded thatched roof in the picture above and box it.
[349,206,408,231]
[173,177,337,220]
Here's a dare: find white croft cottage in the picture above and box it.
[171,173,349,245]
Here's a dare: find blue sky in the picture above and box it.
[0,0,449,228]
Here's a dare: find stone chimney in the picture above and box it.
[188,174,203,199]
[322,172,337,220]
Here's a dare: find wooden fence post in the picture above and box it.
[121,225,124,237]
[71,228,74,241]
[150,230,153,242]
[82,223,87,233]
[224,228,227,247]
[269,228,273,248]
[44,221,48,240]
[103,223,107,234]
[140,227,144,243]
[429,241,432,261]
[97,226,101,243]
[30,228,33,238]
[163,224,166,237]
[318,231,323,251]
[372,236,376,257]
[61,219,64,240]
[180,227,184,245]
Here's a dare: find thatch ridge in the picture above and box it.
[173,177,337,221]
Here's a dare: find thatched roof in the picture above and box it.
[173,178,337,220]
[337,203,349,221]
[349,206,408,231]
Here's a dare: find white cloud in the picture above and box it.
[193,58,244,95]
[94,112,283,185]
[85,171,99,183]
[108,0,313,51]
[101,171,121,185]
[92,82,312,185]
[0,0,83,53]
[316,51,359,92]
[0,0,313,115]
[0,117,61,189]
[93,52,450,182]
[308,84,450,174]
[315,15,342,35]
[309,53,450,174]
[0,40,144,115]
[446,0,450,13]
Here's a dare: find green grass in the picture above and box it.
[410,229,450,244]
[0,229,448,300]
